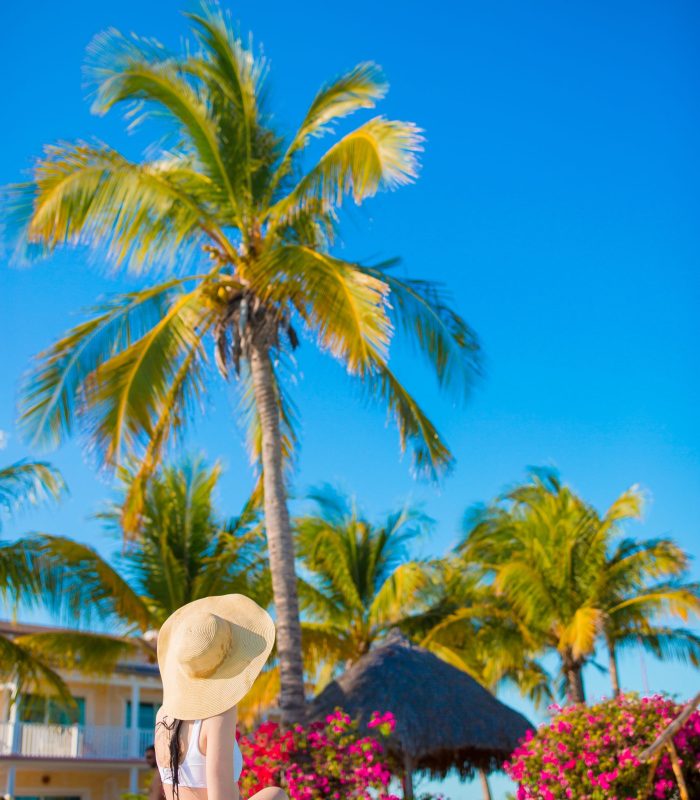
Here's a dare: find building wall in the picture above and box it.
[0,765,151,800]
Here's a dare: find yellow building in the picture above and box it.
[0,621,163,800]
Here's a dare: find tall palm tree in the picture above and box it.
[0,460,74,700]
[458,469,700,703]
[296,486,432,677]
[6,2,480,723]
[16,459,271,691]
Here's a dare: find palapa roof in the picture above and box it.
[309,630,533,779]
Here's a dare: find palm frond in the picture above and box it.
[88,288,212,467]
[369,561,432,626]
[361,362,453,479]
[0,461,66,529]
[8,144,219,271]
[185,4,270,206]
[558,606,603,660]
[0,634,72,705]
[15,631,142,676]
[361,266,482,400]
[22,534,152,630]
[253,245,392,373]
[267,117,422,226]
[615,626,700,667]
[86,28,241,218]
[268,62,387,198]
[19,280,194,449]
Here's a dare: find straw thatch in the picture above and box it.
[309,630,533,782]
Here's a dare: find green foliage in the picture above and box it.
[5,0,480,532]
[456,469,700,702]
[296,485,433,673]
[15,458,269,677]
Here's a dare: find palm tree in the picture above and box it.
[596,536,700,696]
[296,486,432,677]
[6,2,480,723]
[16,459,271,710]
[0,460,74,700]
[414,560,554,708]
[458,469,700,703]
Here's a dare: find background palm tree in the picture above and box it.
[7,2,480,723]
[296,486,433,681]
[595,536,700,696]
[16,459,270,707]
[0,460,74,701]
[458,469,700,703]
[413,561,554,708]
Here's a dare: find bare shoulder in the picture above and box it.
[201,706,237,753]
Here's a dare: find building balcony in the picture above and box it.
[0,721,153,761]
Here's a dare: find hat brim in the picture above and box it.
[157,594,275,720]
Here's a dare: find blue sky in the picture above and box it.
[1,1,699,797]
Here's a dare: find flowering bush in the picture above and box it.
[505,694,700,800]
[238,709,400,799]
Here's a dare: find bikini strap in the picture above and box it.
[187,719,203,757]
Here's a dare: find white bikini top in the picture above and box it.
[159,718,243,788]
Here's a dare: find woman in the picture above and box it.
[154,594,286,800]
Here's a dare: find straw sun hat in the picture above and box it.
[157,594,275,720]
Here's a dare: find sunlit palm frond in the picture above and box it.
[608,582,700,622]
[369,561,432,626]
[22,534,152,630]
[10,144,217,272]
[361,362,453,479]
[237,665,280,727]
[15,631,143,676]
[362,266,482,400]
[605,537,690,587]
[600,485,646,530]
[86,27,240,218]
[301,621,354,670]
[19,280,193,449]
[253,246,392,373]
[0,634,72,705]
[0,461,66,529]
[558,606,603,660]
[267,117,422,226]
[88,288,212,467]
[268,62,387,198]
[614,625,700,667]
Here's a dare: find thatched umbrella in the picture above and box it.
[309,630,533,800]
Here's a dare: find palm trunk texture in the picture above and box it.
[250,340,306,726]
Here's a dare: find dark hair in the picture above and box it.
[157,716,184,798]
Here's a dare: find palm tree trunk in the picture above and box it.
[478,768,493,800]
[249,340,306,726]
[608,638,621,697]
[563,654,586,704]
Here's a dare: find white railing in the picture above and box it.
[0,722,152,760]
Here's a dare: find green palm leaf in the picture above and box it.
[12,144,217,271]
[0,461,66,529]
[267,117,422,225]
[362,363,453,478]
[15,631,143,676]
[0,634,72,705]
[23,534,152,630]
[362,266,481,399]
[86,28,241,219]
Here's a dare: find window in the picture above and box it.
[17,796,81,800]
[17,694,85,726]
[126,699,157,729]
